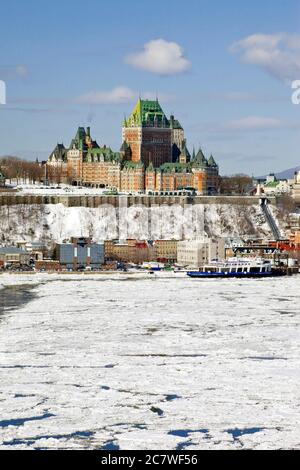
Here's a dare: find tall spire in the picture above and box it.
[193,147,208,167]
[208,154,217,167]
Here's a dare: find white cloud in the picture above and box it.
[195,116,298,134]
[75,86,136,105]
[230,33,300,83]
[125,39,190,75]
[223,116,283,131]
[75,86,174,105]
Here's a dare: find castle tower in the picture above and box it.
[122,98,173,168]
[170,114,185,162]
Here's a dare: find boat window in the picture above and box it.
[251,267,261,273]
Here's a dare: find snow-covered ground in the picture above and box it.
[0,274,299,450]
[0,203,273,246]
[9,183,112,196]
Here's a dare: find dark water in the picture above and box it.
[0,413,55,429]
[0,284,37,318]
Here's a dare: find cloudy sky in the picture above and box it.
[1,0,300,175]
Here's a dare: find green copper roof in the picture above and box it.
[70,127,99,151]
[170,115,183,130]
[146,161,155,171]
[265,181,279,188]
[50,143,67,162]
[85,146,122,163]
[159,162,189,173]
[193,148,208,168]
[180,140,191,161]
[124,98,169,128]
[120,140,130,152]
[208,155,218,167]
[122,161,144,170]
[70,127,86,149]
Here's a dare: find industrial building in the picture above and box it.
[54,237,104,270]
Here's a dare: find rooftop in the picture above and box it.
[123,98,169,128]
[0,247,28,254]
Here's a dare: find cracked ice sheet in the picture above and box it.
[0,275,299,450]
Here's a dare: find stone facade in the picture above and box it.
[153,240,178,263]
[47,99,220,194]
[104,239,179,264]
[104,239,154,264]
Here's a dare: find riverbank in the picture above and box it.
[0,268,299,290]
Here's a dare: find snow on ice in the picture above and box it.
[0,273,299,450]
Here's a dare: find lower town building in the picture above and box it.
[104,239,179,264]
[260,173,292,196]
[35,260,62,272]
[54,237,104,270]
[177,237,225,268]
[104,239,154,264]
[153,240,178,263]
[289,230,300,246]
[16,241,47,261]
[293,171,300,204]
[0,247,31,266]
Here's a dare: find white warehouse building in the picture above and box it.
[177,237,225,269]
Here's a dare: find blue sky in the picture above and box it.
[1,0,300,175]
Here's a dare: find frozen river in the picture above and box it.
[0,274,299,450]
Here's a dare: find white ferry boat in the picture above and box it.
[187,258,285,279]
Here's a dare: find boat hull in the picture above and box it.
[187,270,285,279]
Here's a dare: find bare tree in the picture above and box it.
[0,156,43,184]
[220,174,253,195]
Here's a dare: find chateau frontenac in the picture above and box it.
[47,99,220,194]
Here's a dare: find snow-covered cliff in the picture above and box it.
[0,202,282,247]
